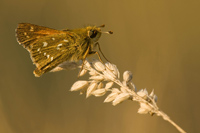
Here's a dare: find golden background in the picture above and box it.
[0,0,199,133]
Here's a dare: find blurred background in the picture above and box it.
[0,0,199,133]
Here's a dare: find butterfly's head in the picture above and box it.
[86,26,102,42]
[86,25,113,42]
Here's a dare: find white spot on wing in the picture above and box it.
[63,39,69,42]
[43,42,48,47]
[52,38,55,40]
[57,43,62,50]
[57,43,62,47]
[51,57,53,61]
[44,52,46,56]
[37,48,40,51]
[47,55,50,58]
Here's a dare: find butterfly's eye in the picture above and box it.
[89,30,98,38]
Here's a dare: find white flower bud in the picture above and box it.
[104,92,119,103]
[105,82,114,89]
[92,59,106,72]
[70,80,89,91]
[123,71,132,83]
[92,89,106,97]
[86,82,98,98]
[112,93,130,106]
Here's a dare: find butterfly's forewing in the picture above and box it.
[16,23,85,77]
[16,23,61,50]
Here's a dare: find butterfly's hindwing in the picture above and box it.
[31,32,83,77]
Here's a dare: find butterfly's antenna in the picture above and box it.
[98,24,113,34]
[98,24,105,28]
[102,31,113,34]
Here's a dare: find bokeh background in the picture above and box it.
[0,0,199,133]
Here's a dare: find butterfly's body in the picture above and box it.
[16,23,103,77]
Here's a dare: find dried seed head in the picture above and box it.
[89,69,98,76]
[123,71,132,83]
[153,95,158,102]
[103,69,116,80]
[120,86,128,93]
[92,59,106,72]
[104,92,119,103]
[86,82,98,98]
[138,107,149,114]
[137,89,148,100]
[97,82,104,89]
[138,102,152,114]
[92,89,107,97]
[70,80,89,91]
[112,93,130,106]
[89,75,104,81]
[105,62,120,78]
[83,60,92,68]
[105,82,114,89]
[149,89,154,97]
[111,88,121,93]
[128,82,136,92]
[79,68,87,77]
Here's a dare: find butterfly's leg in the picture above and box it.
[94,42,110,62]
[78,61,83,77]
[78,46,90,77]
[88,51,104,63]
[89,51,114,73]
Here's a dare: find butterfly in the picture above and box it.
[16,23,112,77]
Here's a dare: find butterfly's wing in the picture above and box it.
[16,23,89,77]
